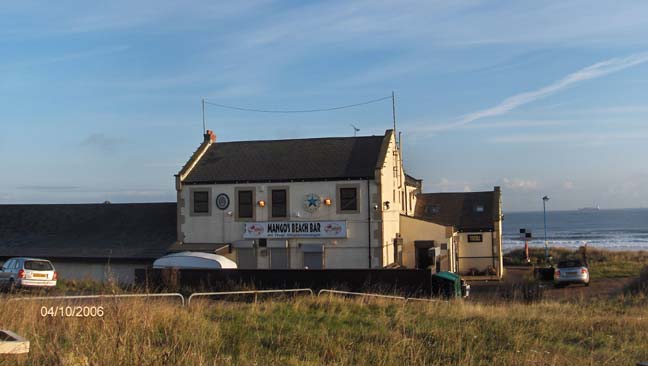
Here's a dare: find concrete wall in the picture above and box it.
[52,261,149,284]
[457,232,497,274]
[375,132,407,267]
[399,216,455,271]
[404,183,420,217]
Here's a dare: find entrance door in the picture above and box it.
[269,248,289,269]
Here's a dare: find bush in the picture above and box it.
[625,266,648,295]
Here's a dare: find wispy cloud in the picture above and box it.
[430,52,648,131]
[489,131,648,144]
[454,119,570,129]
[80,133,127,153]
[563,181,575,190]
[502,178,539,191]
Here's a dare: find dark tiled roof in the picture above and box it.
[183,134,387,184]
[0,203,176,260]
[405,174,422,188]
[414,190,500,231]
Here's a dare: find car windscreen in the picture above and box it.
[24,261,53,271]
[557,260,583,268]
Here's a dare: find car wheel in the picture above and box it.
[584,281,590,287]
[554,283,564,288]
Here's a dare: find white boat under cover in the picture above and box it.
[153,251,237,269]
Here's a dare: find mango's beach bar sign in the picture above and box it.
[243,221,347,239]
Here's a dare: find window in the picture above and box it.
[2,260,13,270]
[237,189,254,219]
[339,187,358,212]
[467,234,483,243]
[191,190,210,214]
[25,261,53,271]
[474,204,485,213]
[271,188,288,218]
[425,205,440,215]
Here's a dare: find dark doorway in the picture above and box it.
[414,241,436,270]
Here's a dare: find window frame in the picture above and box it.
[189,188,211,216]
[336,184,360,214]
[235,187,256,221]
[269,186,289,219]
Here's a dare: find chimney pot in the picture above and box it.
[203,130,216,143]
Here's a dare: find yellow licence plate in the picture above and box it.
[32,273,47,278]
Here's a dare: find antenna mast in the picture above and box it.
[392,91,397,147]
[202,98,206,133]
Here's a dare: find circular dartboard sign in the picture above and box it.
[303,193,321,213]
[215,193,230,210]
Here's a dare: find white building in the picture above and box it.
[173,129,408,269]
[173,129,503,278]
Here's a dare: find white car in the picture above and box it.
[554,259,590,288]
[0,257,58,290]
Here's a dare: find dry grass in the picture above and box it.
[1,294,647,366]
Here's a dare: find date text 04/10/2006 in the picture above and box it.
[40,306,104,318]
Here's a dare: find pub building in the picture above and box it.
[171,129,503,279]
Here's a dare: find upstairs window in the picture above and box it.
[271,189,288,218]
[424,205,440,215]
[237,189,254,219]
[192,190,210,214]
[339,187,358,212]
[474,204,485,213]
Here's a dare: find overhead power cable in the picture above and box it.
[203,95,392,114]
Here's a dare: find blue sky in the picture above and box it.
[1,1,648,211]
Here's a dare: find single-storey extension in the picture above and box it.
[0,202,176,284]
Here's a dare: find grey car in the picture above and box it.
[0,257,58,290]
[554,259,590,288]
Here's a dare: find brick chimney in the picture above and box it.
[203,130,216,143]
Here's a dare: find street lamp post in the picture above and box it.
[543,196,550,259]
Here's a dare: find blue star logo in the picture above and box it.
[304,194,321,212]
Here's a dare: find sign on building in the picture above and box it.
[243,221,348,239]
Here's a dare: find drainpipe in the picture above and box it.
[491,231,495,274]
[367,179,372,269]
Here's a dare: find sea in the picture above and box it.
[503,208,648,252]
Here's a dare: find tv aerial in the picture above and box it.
[350,124,360,136]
